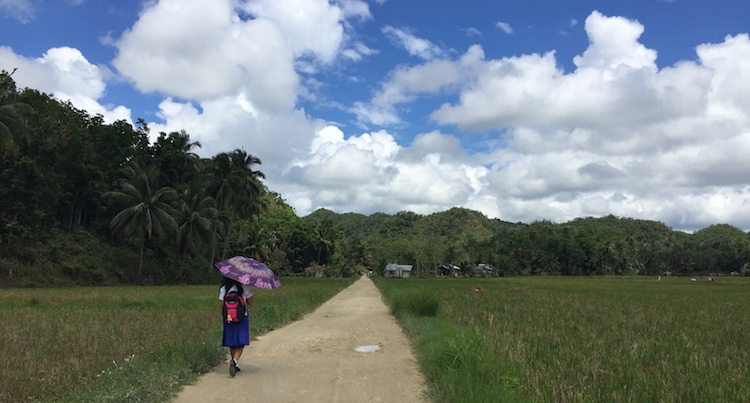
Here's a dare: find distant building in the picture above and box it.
[384,263,413,278]
[439,264,462,277]
[477,263,496,277]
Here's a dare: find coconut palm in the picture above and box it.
[174,181,223,277]
[0,70,34,158]
[207,149,265,259]
[151,129,202,189]
[105,162,178,276]
[315,220,337,265]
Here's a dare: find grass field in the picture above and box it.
[0,277,354,402]
[374,276,750,403]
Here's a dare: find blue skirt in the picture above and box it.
[222,315,250,347]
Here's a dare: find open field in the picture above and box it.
[374,276,750,403]
[0,277,354,402]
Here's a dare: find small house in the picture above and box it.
[439,264,462,277]
[384,263,413,278]
[477,263,496,277]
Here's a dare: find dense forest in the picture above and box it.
[2,70,749,287]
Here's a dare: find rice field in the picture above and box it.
[375,276,750,402]
[0,278,354,402]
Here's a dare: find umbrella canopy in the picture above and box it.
[215,256,282,290]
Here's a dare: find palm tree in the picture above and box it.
[208,149,265,259]
[151,129,202,189]
[174,182,223,277]
[315,220,336,265]
[104,162,178,276]
[243,224,277,263]
[0,70,34,158]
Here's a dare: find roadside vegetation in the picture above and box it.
[375,276,750,402]
[0,278,354,402]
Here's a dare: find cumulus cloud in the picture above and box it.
[239,0,370,65]
[117,7,750,231]
[283,125,493,217]
[110,0,372,159]
[4,3,750,232]
[113,0,299,112]
[347,10,750,230]
[0,46,131,122]
[146,94,321,177]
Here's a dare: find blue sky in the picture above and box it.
[2,0,750,231]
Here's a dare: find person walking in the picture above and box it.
[219,277,254,377]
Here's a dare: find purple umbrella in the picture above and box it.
[215,256,282,290]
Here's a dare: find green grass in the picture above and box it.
[0,277,355,402]
[374,276,750,403]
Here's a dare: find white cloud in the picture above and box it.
[240,0,369,65]
[573,11,657,70]
[462,27,482,38]
[341,11,750,230]
[496,21,513,35]
[353,45,485,126]
[0,0,35,23]
[283,125,493,217]
[146,95,321,174]
[335,0,372,21]
[382,26,445,60]
[113,0,299,113]
[350,101,399,127]
[341,41,378,62]
[5,5,750,232]
[0,46,131,123]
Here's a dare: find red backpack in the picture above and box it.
[222,291,246,323]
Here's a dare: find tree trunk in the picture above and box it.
[138,238,145,276]
[177,258,185,278]
[209,248,216,274]
[238,221,246,246]
[222,212,235,260]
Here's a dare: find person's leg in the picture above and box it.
[232,316,249,364]
[228,347,238,377]
[233,346,244,361]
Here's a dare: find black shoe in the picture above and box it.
[229,359,237,377]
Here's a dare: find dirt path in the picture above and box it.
[172,276,427,403]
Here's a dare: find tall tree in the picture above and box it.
[0,70,34,159]
[150,130,202,189]
[174,182,222,277]
[105,162,178,276]
[314,219,340,265]
[207,149,265,259]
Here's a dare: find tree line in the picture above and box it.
[2,70,749,286]
[306,208,750,277]
[0,70,359,285]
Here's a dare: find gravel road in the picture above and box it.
[172,276,427,403]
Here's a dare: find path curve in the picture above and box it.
[172,276,427,403]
